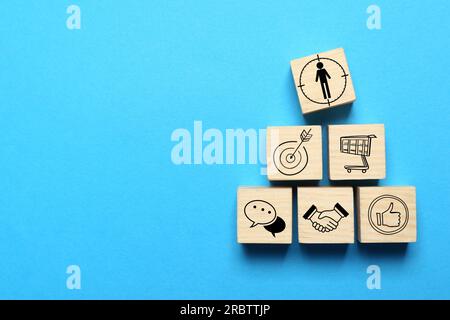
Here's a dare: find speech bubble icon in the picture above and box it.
[264,216,286,237]
[244,200,277,227]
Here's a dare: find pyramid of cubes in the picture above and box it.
[237,48,417,245]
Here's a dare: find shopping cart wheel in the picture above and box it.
[362,170,367,173]
[347,169,352,173]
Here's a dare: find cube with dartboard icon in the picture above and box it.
[267,126,322,181]
[357,186,417,243]
[291,48,356,114]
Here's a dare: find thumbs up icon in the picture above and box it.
[376,203,401,227]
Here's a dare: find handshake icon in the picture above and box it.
[303,203,350,233]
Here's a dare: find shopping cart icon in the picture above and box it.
[340,134,377,173]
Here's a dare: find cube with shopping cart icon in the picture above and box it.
[340,134,376,173]
[328,124,386,180]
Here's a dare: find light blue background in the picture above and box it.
[0,1,449,299]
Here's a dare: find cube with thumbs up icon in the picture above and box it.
[357,186,417,243]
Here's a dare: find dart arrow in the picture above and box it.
[290,129,312,158]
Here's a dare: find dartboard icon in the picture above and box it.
[273,129,312,176]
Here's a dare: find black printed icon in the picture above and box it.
[244,200,286,237]
[316,62,331,99]
[298,54,349,107]
[273,129,313,176]
[376,203,400,227]
[368,195,409,235]
[303,203,349,233]
[340,134,376,173]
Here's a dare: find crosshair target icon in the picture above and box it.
[298,55,349,107]
[273,141,309,176]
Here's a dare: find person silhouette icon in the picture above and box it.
[315,62,331,99]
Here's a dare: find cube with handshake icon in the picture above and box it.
[298,187,354,244]
[303,203,349,233]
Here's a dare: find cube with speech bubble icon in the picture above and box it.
[237,187,292,244]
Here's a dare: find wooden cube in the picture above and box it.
[357,186,416,243]
[237,187,292,244]
[328,124,386,180]
[266,126,322,181]
[297,187,354,244]
[290,48,356,114]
